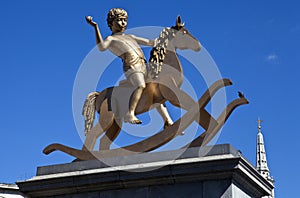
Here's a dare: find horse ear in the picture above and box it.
[176,15,182,26]
[175,15,184,29]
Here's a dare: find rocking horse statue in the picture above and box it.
[43,8,249,160]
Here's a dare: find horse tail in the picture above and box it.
[82,90,107,136]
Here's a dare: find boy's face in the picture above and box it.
[112,16,128,33]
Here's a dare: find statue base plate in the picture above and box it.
[17,144,273,198]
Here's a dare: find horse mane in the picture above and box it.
[149,28,175,79]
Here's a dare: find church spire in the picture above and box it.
[256,117,274,184]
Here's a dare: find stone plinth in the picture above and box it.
[17,144,274,197]
[0,183,24,197]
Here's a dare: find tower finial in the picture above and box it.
[256,117,274,193]
[257,117,263,133]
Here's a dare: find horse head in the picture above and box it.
[170,16,201,52]
[149,17,201,78]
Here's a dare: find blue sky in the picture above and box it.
[1,0,300,196]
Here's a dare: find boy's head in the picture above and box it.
[107,8,128,31]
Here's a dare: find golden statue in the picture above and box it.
[43,8,249,160]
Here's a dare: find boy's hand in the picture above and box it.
[86,16,97,26]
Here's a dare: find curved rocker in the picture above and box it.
[43,78,247,160]
[186,97,249,148]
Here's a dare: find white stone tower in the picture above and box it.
[256,117,274,197]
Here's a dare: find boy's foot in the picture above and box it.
[124,113,142,125]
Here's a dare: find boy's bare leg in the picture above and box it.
[124,86,144,124]
[124,72,146,124]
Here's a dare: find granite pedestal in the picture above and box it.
[17,144,273,197]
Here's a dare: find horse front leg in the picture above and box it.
[155,103,173,127]
[155,103,185,135]
[159,84,217,131]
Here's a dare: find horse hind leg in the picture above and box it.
[82,122,104,151]
[82,102,114,151]
[99,119,122,150]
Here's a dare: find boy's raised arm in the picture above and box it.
[86,16,111,51]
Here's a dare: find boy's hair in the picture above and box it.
[107,8,128,30]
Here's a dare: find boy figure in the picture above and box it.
[86,8,172,125]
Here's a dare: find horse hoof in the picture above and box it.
[163,122,173,129]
